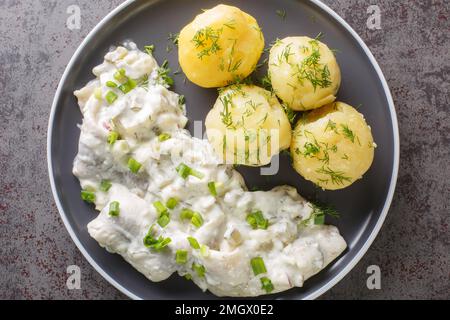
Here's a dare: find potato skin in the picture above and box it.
[269,36,341,111]
[178,5,264,88]
[206,85,292,166]
[291,102,375,190]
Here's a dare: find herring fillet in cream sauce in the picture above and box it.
[72,43,347,297]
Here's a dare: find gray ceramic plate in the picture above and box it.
[48,0,399,300]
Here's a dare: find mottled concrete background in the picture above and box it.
[0,0,448,300]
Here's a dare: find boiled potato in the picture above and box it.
[178,5,264,88]
[206,85,292,166]
[269,36,341,111]
[291,102,375,190]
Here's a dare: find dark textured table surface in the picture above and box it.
[1,0,449,300]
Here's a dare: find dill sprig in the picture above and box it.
[276,9,286,19]
[260,74,273,93]
[137,74,149,89]
[341,124,356,143]
[325,119,338,133]
[282,103,297,125]
[279,43,294,64]
[316,166,352,186]
[292,35,332,91]
[223,19,236,29]
[168,32,179,46]
[192,27,223,60]
[144,45,155,55]
[302,142,320,157]
[157,60,174,87]
[309,202,339,225]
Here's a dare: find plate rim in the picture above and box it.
[47,0,400,300]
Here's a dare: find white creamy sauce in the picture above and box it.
[73,43,347,297]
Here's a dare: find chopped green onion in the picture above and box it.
[143,226,157,245]
[152,237,172,251]
[191,212,204,228]
[260,277,274,293]
[158,133,171,142]
[81,190,95,204]
[154,201,170,227]
[176,250,188,264]
[94,88,103,100]
[184,274,192,280]
[178,95,186,105]
[187,236,200,249]
[144,45,155,55]
[105,91,118,104]
[128,158,142,174]
[153,201,168,215]
[192,263,206,278]
[246,210,269,230]
[176,163,204,180]
[118,78,137,94]
[100,180,112,192]
[207,182,217,196]
[166,197,179,210]
[106,81,117,88]
[143,226,171,251]
[314,214,325,225]
[114,68,127,82]
[200,245,209,257]
[157,213,170,228]
[109,201,120,217]
[180,208,194,220]
[251,257,267,276]
[176,163,191,179]
[107,131,119,145]
[181,209,204,228]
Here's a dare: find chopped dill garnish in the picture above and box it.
[223,19,236,29]
[270,38,283,48]
[291,35,332,91]
[157,60,174,87]
[260,75,273,92]
[325,119,338,133]
[330,48,341,56]
[282,104,297,125]
[310,202,340,225]
[341,124,356,143]
[252,25,263,40]
[137,74,149,88]
[228,58,243,73]
[144,45,155,55]
[168,32,179,46]
[279,43,294,64]
[192,27,222,60]
[316,166,352,186]
[276,9,286,19]
[178,95,186,106]
[302,142,320,157]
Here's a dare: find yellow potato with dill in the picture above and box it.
[206,85,292,166]
[269,36,341,111]
[178,4,264,88]
[291,102,376,190]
